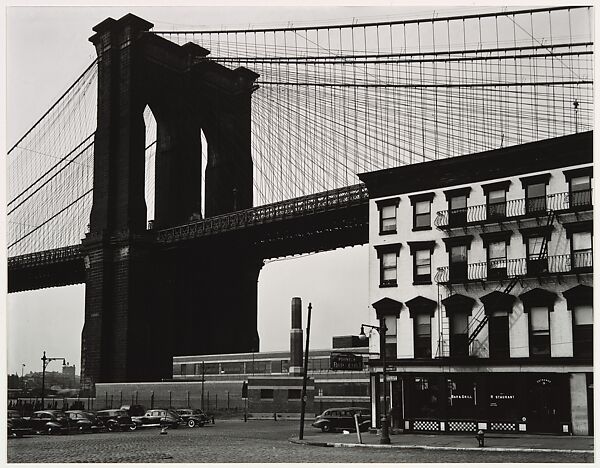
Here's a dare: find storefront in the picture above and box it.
[371,372,573,434]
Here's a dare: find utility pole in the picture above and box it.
[201,361,205,410]
[41,351,65,410]
[299,302,312,440]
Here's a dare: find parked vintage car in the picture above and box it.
[65,410,103,433]
[312,407,371,433]
[120,404,146,417]
[132,409,183,429]
[7,410,32,438]
[175,408,211,428]
[28,410,73,435]
[95,409,136,432]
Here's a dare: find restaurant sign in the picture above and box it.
[330,352,363,371]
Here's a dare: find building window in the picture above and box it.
[563,284,593,359]
[383,315,397,360]
[180,364,189,376]
[415,250,431,283]
[446,377,477,419]
[450,313,469,357]
[406,296,437,359]
[287,389,301,400]
[449,194,468,227]
[450,245,468,282]
[487,241,507,280]
[444,187,471,227]
[569,176,592,208]
[442,235,473,283]
[526,183,547,213]
[564,167,592,209]
[481,231,512,280]
[382,252,397,285]
[260,389,274,399]
[372,297,402,361]
[482,180,511,220]
[414,201,431,229]
[408,377,441,418]
[571,232,592,270]
[529,306,550,357]
[520,173,550,214]
[573,305,593,358]
[519,287,557,358]
[408,240,436,285]
[409,193,435,231]
[480,290,516,359]
[488,311,510,359]
[487,190,507,219]
[375,243,402,287]
[376,198,400,235]
[442,293,475,358]
[414,314,431,359]
[527,236,547,275]
[520,226,553,276]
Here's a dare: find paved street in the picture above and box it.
[7,420,593,463]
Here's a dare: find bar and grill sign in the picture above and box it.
[330,352,363,371]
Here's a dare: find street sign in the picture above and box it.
[330,352,363,371]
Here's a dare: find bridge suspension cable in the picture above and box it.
[158,6,593,204]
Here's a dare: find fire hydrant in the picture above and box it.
[476,430,485,447]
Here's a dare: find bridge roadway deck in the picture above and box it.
[8,184,369,292]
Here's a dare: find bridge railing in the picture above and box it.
[156,183,369,243]
[7,245,83,268]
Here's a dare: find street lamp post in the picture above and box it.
[41,351,66,410]
[359,322,391,445]
[21,364,26,390]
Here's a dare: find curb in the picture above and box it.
[289,438,594,454]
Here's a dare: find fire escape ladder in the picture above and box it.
[467,209,556,346]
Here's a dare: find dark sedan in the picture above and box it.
[312,407,371,433]
[8,410,32,438]
[132,409,182,429]
[95,409,136,432]
[175,408,211,428]
[29,410,72,435]
[65,410,103,433]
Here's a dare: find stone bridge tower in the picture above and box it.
[81,14,260,388]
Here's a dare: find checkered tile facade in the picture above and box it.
[448,421,477,432]
[413,420,440,431]
[490,422,517,432]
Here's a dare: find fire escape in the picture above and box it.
[436,209,556,357]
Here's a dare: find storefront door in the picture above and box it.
[527,377,559,433]
[389,379,403,429]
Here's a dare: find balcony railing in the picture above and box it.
[434,252,592,284]
[434,190,592,229]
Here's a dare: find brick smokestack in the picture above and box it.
[289,297,303,375]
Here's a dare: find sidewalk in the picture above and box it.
[291,430,594,454]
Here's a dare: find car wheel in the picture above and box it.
[187,419,196,428]
[321,424,331,433]
[47,426,56,435]
[128,423,137,432]
[107,422,118,432]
